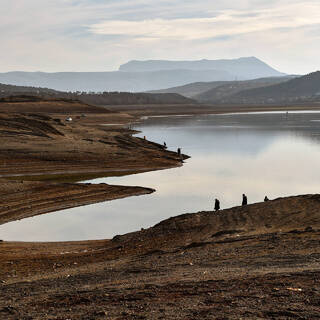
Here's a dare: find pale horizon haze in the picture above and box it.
[1,0,320,75]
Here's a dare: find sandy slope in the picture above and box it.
[1,195,320,319]
[0,179,155,225]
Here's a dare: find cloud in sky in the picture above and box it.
[0,0,319,74]
[89,3,320,41]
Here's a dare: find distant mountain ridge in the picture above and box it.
[0,69,233,92]
[0,83,195,105]
[148,76,295,99]
[219,71,320,104]
[194,77,296,103]
[119,57,285,79]
[0,57,285,92]
[148,72,320,105]
[1,71,319,106]
[0,82,59,95]
[148,81,228,98]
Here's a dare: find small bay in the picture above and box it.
[2,111,320,241]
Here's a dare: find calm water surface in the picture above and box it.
[2,111,320,241]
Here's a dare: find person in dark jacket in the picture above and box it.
[214,198,220,211]
[264,196,269,202]
[242,194,247,206]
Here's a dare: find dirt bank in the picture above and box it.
[0,179,155,225]
[1,194,320,319]
[0,113,185,176]
[0,100,186,225]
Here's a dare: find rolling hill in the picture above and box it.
[149,76,294,99]
[0,83,60,97]
[194,77,295,103]
[218,71,320,104]
[148,81,228,98]
[0,83,195,106]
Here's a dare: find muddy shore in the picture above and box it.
[1,195,320,319]
[1,100,320,319]
[0,179,155,225]
[0,102,186,223]
[0,112,184,177]
[104,102,320,118]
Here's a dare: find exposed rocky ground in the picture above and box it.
[1,98,320,319]
[0,98,184,230]
[1,195,320,319]
[0,108,184,177]
[0,179,154,225]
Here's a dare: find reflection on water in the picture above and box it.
[2,111,320,241]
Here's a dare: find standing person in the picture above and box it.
[264,196,269,202]
[242,194,247,206]
[214,198,220,211]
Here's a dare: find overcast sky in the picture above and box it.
[1,0,319,74]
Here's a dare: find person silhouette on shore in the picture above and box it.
[242,194,247,206]
[264,196,269,202]
[214,198,220,211]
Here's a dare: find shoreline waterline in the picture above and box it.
[2,110,320,241]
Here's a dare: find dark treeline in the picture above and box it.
[0,83,195,105]
[78,92,195,105]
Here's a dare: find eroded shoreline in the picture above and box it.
[1,101,320,319]
[0,106,187,226]
[1,194,320,319]
[0,179,156,226]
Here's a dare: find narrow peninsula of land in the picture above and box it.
[0,97,186,224]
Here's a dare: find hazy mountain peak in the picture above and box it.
[118,57,285,80]
[0,57,285,92]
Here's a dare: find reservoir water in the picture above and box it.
[2,111,320,241]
